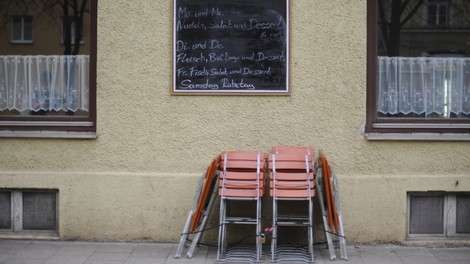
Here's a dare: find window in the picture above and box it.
[0,190,58,236]
[408,192,470,238]
[0,0,96,138]
[11,16,33,43]
[62,17,84,45]
[366,0,470,140]
[427,0,449,26]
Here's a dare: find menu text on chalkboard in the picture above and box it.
[172,0,290,95]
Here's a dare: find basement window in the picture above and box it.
[408,192,470,238]
[0,190,58,237]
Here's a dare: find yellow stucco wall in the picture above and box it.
[1,0,469,243]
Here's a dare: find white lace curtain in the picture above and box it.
[0,55,89,112]
[377,56,470,117]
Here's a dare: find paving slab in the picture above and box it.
[430,248,470,262]
[0,240,469,264]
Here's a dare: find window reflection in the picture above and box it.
[0,0,90,117]
[377,0,470,118]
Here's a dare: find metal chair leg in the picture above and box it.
[316,166,337,261]
[271,198,277,262]
[308,198,315,263]
[175,174,205,259]
[186,184,219,258]
[333,173,348,261]
[217,197,226,261]
[174,209,193,258]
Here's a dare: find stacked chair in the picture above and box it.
[217,150,267,263]
[176,147,347,263]
[269,146,316,263]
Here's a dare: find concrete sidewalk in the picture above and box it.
[0,239,469,264]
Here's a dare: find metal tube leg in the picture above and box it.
[338,218,348,260]
[174,209,193,258]
[308,198,315,263]
[217,198,225,261]
[221,199,229,254]
[271,198,277,262]
[316,168,336,261]
[186,186,219,258]
[256,198,261,263]
[175,174,206,259]
[333,174,348,261]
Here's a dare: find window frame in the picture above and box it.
[427,0,450,26]
[365,0,470,139]
[10,15,33,44]
[407,192,470,239]
[0,189,59,238]
[0,0,97,139]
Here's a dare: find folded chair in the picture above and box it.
[269,149,316,263]
[175,156,220,259]
[317,151,347,261]
[217,151,267,263]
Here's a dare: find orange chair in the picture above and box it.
[175,155,220,259]
[269,148,316,263]
[217,151,267,263]
[316,151,348,260]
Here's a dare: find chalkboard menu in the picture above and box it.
[172,0,290,95]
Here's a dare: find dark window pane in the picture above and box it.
[23,17,33,41]
[12,17,22,40]
[438,5,447,25]
[22,192,57,231]
[428,5,437,25]
[409,194,444,234]
[0,191,12,229]
[456,195,470,233]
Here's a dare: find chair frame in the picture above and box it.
[270,151,316,263]
[316,152,348,261]
[175,156,220,259]
[217,151,266,263]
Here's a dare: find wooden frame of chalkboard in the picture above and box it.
[172,0,290,95]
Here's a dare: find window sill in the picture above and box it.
[10,40,33,44]
[0,130,97,139]
[0,231,59,240]
[365,133,470,141]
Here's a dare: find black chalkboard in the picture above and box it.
[172,0,290,95]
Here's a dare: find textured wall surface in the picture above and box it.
[0,0,469,242]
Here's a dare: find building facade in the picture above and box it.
[0,0,469,244]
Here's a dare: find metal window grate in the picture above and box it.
[409,194,444,234]
[22,192,57,230]
[456,195,470,234]
[0,191,12,229]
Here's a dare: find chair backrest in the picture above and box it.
[269,152,316,198]
[269,152,314,172]
[219,151,267,170]
[218,151,267,198]
[271,146,314,156]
